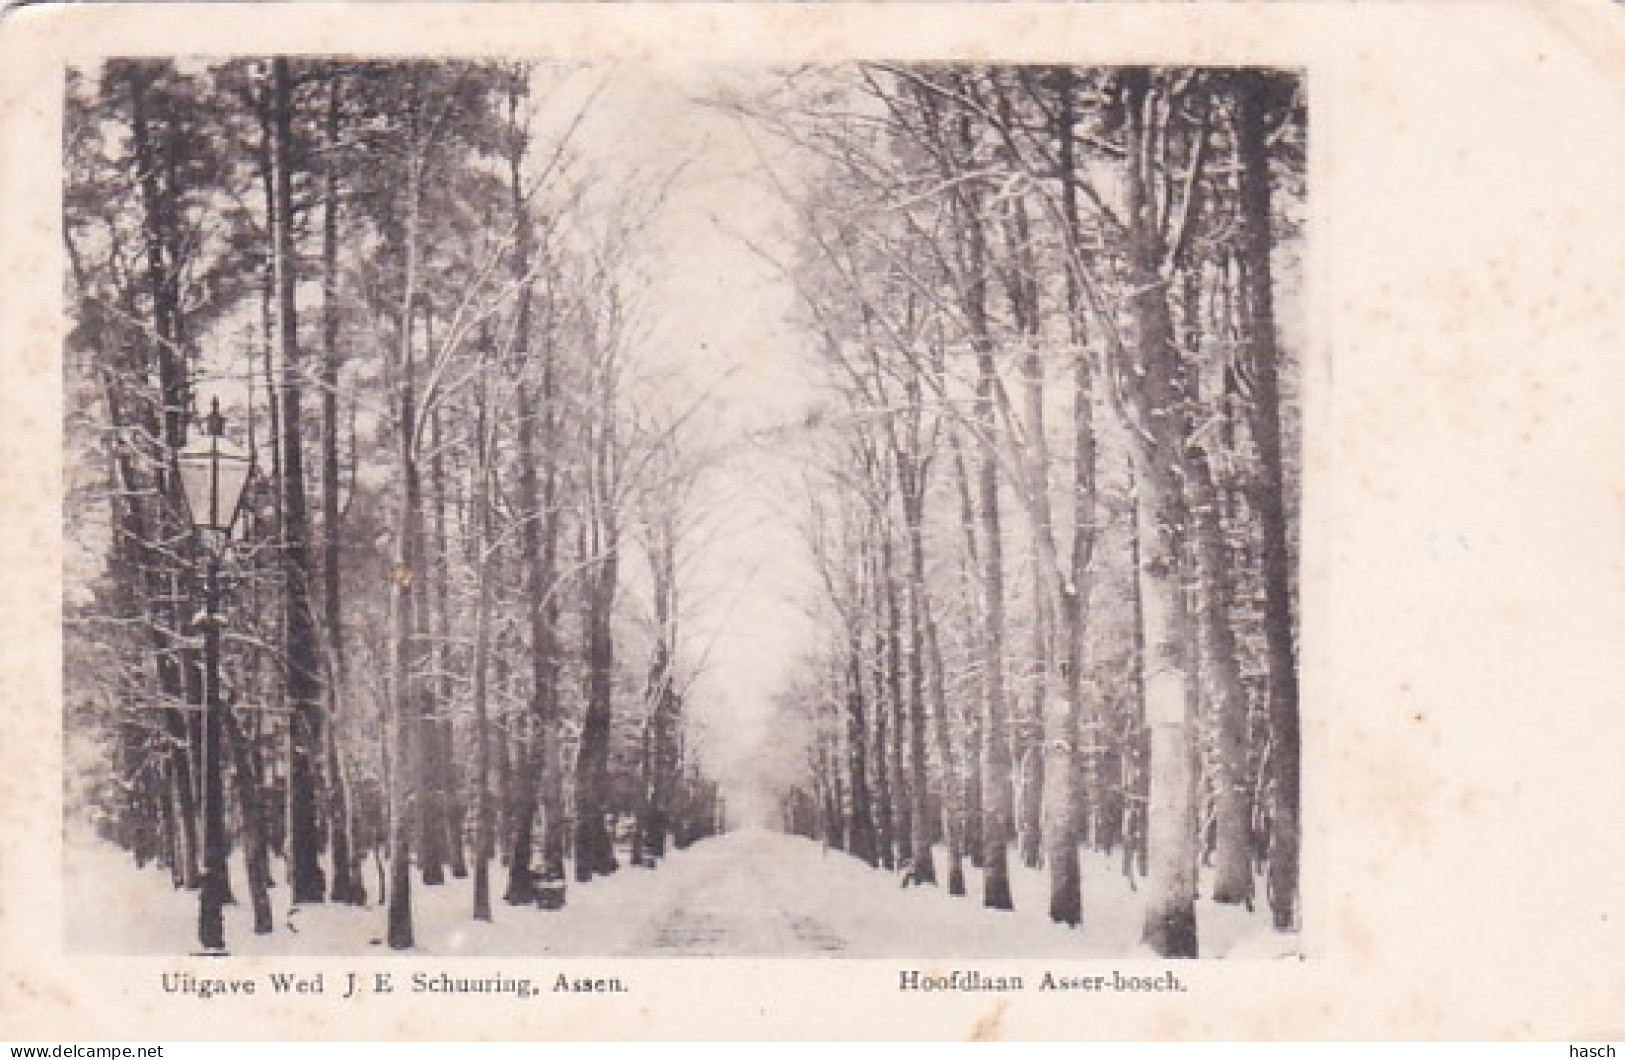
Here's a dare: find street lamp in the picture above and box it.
[176,397,253,953]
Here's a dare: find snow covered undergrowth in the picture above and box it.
[65,826,1299,958]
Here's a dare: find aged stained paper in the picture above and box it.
[3,0,1624,1041]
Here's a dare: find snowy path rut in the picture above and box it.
[635,831,850,955]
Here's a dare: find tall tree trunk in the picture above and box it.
[1019,599,1048,873]
[501,75,541,906]
[494,654,513,867]
[1120,70,1200,958]
[1124,461,1150,878]
[936,87,1013,905]
[649,686,679,860]
[504,155,567,906]
[126,64,188,452]
[1045,69,1095,926]
[966,219,1014,912]
[636,639,674,865]
[126,64,201,893]
[503,462,541,911]
[436,387,468,885]
[385,97,426,950]
[271,57,328,906]
[534,371,568,896]
[1047,341,1097,926]
[637,515,680,865]
[947,431,984,871]
[901,480,938,887]
[922,584,963,895]
[575,553,620,880]
[145,74,210,882]
[413,307,449,889]
[256,94,284,561]
[223,705,274,934]
[882,527,912,874]
[470,372,496,922]
[844,639,878,866]
[822,717,846,852]
[868,534,894,872]
[319,71,361,907]
[387,413,419,949]
[1003,164,1049,876]
[1188,440,1253,906]
[1233,71,1301,931]
[1130,434,1199,957]
[418,401,459,882]
[574,284,623,884]
[515,117,570,898]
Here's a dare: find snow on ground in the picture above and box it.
[65,826,1299,958]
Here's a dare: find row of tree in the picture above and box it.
[757,65,1304,956]
[63,58,722,950]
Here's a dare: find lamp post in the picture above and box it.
[177,397,253,954]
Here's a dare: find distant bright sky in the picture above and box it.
[561,65,825,821]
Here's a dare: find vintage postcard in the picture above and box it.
[1,0,1622,1042]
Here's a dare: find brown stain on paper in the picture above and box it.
[966,999,1008,1042]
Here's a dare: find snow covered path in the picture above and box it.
[632,832,850,954]
[67,826,1296,957]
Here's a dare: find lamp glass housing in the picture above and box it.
[177,432,253,536]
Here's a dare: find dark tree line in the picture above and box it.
[62,58,723,950]
[760,65,1304,957]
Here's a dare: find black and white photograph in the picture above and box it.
[5,0,1624,1043]
[59,57,1305,960]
